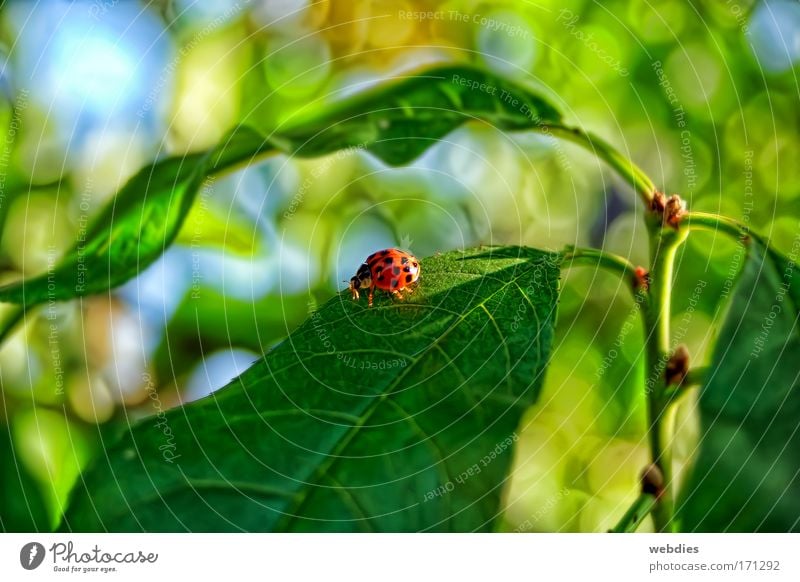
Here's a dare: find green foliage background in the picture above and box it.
[0,0,798,532]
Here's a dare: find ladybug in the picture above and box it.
[349,248,421,307]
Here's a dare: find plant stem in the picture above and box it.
[682,212,771,250]
[610,493,658,533]
[542,124,657,207]
[562,246,639,285]
[643,226,687,532]
[681,366,708,389]
[545,123,691,532]
[663,366,708,404]
[0,306,25,345]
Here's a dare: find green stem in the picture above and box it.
[682,212,773,252]
[610,493,658,533]
[681,366,708,389]
[663,366,708,404]
[541,126,736,533]
[643,226,688,532]
[562,246,639,285]
[542,124,657,207]
[0,306,25,345]
[683,212,749,241]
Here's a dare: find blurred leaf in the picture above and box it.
[678,240,800,532]
[273,65,562,166]
[0,425,49,532]
[0,65,561,308]
[174,202,262,256]
[0,125,272,306]
[61,246,561,532]
[152,290,311,383]
[12,409,93,529]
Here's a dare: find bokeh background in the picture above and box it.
[0,0,798,532]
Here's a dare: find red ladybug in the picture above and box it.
[349,248,421,307]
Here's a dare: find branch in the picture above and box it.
[683,212,769,247]
[562,246,640,287]
[663,365,708,403]
[610,493,658,533]
[681,366,708,389]
[642,227,688,532]
[542,124,657,207]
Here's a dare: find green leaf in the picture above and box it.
[60,246,562,532]
[0,426,49,532]
[271,65,562,166]
[678,240,800,532]
[0,125,272,307]
[0,65,561,308]
[174,200,262,256]
[151,290,311,383]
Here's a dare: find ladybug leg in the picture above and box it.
[349,277,361,301]
[368,285,375,307]
[392,289,405,300]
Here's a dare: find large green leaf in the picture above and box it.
[0,65,561,308]
[0,125,271,306]
[678,240,800,531]
[60,247,562,532]
[0,426,49,532]
[271,65,562,166]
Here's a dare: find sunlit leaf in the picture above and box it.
[61,247,561,532]
[0,426,49,532]
[0,125,271,306]
[273,65,562,166]
[0,65,562,308]
[174,202,262,257]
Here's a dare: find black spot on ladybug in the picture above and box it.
[356,266,371,284]
[405,274,413,283]
[412,262,418,268]
[403,266,410,273]
[377,274,384,281]
[381,249,390,256]
[384,257,394,264]
[391,279,399,288]
[392,266,401,276]
[401,256,409,265]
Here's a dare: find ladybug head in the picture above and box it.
[349,263,372,300]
